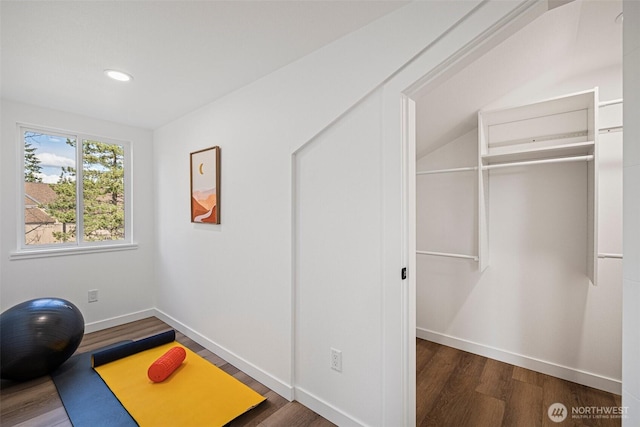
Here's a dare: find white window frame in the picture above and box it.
[12,124,136,259]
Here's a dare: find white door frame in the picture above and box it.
[397,2,550,425]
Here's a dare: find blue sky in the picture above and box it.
[25,131,76,184]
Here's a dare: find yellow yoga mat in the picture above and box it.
[94,342,266,426]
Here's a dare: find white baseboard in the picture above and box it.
[153,308,294,401]
[416,327,622,395]
[83,308,369,424]
[295,387,369,427]
[84,308,155,334]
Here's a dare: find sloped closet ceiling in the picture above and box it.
[416,0,623,158]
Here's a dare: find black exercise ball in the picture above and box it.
[1,298,84,381]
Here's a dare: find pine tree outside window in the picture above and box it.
[17,125,133,256]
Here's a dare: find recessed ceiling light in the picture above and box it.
[104,69,133,82]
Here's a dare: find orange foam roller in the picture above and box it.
[147,346,186,382]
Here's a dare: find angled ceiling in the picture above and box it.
[1,1,408,130]
[415,0,623,158]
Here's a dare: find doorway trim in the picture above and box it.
[397,1,550,424]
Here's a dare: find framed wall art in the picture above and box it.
[190,146,220,224]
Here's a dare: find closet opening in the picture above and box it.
[408,1,623,424]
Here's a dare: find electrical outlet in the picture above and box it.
[88,289,99,303]
[330,348,342,372]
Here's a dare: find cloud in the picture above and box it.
[36,173,63,184]
[36,152,75,167]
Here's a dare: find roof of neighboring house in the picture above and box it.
[24,182,57,206]
[25,207,56,224]
[24,182,58,224]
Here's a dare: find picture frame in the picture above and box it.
[190,146,220,224]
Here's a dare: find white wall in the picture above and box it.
[0,1,570,424]
[417,121,622,393]
[294,88,384,426]
[416,69,624,393]
[153,0,456,407]
[416,130,477,259]
[417,107,622,393]
[0,100,156,331]
[152,1,541,424]
[2,0,634,424]
[622,0,640,423]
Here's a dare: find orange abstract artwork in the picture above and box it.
[190,146,220,224]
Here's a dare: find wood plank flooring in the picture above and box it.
[0,317,335,427]
[0,318,624,427]
[416,338,623,427]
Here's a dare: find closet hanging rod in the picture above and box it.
[482,155,593,171]
[598,253,623,259]
[600,126,623,134]
[417,250,479,261]
[417,166,478,175]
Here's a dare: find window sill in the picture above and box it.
[9,243,138,260]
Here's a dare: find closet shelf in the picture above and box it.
[477,87,599,284]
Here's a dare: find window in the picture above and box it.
[18,125,132,255]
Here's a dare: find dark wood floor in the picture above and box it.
[0,318,623,427]
[0,317,335,427]
[417,338,623,427]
